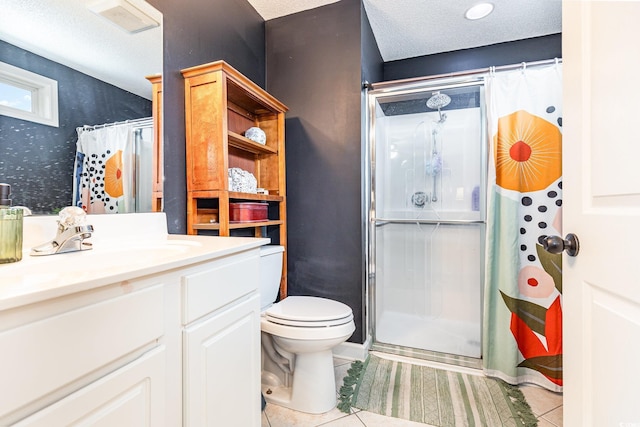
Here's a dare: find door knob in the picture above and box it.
[542,233,580,257]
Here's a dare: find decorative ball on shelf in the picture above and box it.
[244,127,267,145]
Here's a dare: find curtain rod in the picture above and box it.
[76,117,153,133]
[368,58,562,91]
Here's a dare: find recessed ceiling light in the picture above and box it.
[465,2,494,20]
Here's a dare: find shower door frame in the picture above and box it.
[366,76,489,369]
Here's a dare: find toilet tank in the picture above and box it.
[259,245,284,311]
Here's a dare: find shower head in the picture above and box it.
[426,92,451,110]
[427,92,451,124]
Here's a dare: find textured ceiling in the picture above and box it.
[246,0,341,21]
[363,0,562,61]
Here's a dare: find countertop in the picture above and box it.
[0,213,269,311]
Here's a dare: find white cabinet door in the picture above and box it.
[14,346,166,427]
[183,295,261,427]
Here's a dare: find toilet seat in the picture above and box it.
[261,296,356,341]
[265,296,353,328]
[261,316,355,341]
[266,314,354,328]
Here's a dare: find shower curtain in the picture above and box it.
[73,124,135,214]
[483,63,563,392]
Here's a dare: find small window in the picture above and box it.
[0,61,59,127]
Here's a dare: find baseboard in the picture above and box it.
[333,335,371,361]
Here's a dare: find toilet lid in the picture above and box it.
[265,296,353,327]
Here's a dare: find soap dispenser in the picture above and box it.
[0,183,23,263]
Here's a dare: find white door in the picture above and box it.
[563,1,640,425]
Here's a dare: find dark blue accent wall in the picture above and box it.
[0,40,151,214]
[147,0,265,234]
[384,34,562,82]
[265,0,370,343]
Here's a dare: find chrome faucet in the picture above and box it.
[31,207,94,256]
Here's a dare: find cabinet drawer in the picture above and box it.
[181,250,259,325]
[0,284,164,419]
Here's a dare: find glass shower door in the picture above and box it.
[370,81,486,360]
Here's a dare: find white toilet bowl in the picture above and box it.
[261,296,355,414]
[259,246,355,414]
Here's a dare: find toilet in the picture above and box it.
[259,245,355,414]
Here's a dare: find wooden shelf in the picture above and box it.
[229,192,283,201]
[193,219,284,230]
[228,131,277,155]
[189,191,283,202]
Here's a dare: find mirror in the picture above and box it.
[0,0,162,215]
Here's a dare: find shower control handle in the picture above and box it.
[542,233,580,257]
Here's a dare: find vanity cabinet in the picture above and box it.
[0,278,169,426]
[0,238,263,426]
[146,74,163,212]
[181,60,288,298]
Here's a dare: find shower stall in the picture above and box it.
[367,77,487,367]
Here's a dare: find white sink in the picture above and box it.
[81,238,204,265]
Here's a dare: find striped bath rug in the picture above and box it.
[338,355,537,427]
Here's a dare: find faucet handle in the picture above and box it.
[58,206,87,229]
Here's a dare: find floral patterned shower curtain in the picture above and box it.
[483,63,563,392]
[73,124,135,214]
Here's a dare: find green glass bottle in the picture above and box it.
[0,184,23,263]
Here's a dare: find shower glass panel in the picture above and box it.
[370,80,486,360]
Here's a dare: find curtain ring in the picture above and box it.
[521,62,527,74]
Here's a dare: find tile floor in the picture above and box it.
[261,356,563,427]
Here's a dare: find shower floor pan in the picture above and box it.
[375,310,481,360]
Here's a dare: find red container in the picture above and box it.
[229,202,268,222]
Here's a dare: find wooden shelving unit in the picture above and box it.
[181,60,289,298]
[145,74,163,212]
